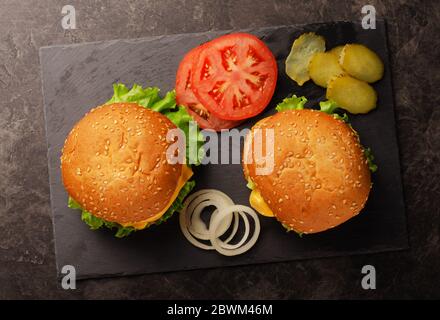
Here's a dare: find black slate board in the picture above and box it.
[40,21,408,280]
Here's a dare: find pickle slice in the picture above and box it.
[285,32,325,86]
[327,75,377,114]
[329,45,345,60]
[339,44,384,83]
[308,52,345,88]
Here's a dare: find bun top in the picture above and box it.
[243,109,371,234]
[61,102,182,224]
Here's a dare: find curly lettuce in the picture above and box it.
[275,94,307,112]
[67,84,203,237]
[319,100,348,122]
[363,147,378,173]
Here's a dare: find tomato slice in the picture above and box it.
[176,46,201,111]
[191,33,278,121]
[175,46,242,131]
[185,105,243,131]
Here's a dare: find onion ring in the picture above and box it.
[209,205,260,256]
[179,189,261,256]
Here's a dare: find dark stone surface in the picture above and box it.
[0,0,439,299]
[41,21,408,280]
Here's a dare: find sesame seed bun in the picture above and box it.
[243,109,371,234]
[61,102,182,224]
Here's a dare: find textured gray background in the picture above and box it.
[40,22,407,279]
[0,0,439,299]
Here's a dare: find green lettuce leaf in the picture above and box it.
[68,197,82,210]
[81,210,104,230]
[151,90,176,113]
[319,99,339,114]
[319,100,349,122]
[75,202,135,237]
[333,113,349,122]
[107,83,160,107]
[275,95,307,112]
[363,147,378,173]
[114,226,136,238]
[165,106,205,166]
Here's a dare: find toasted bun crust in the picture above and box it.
[61,103,182,224]
[243,109,371,233]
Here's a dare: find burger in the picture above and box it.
[61,84,201,237]
[243,96,376,234]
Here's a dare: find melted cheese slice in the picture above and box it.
[249,189,274,217]
[121,165,193,229]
